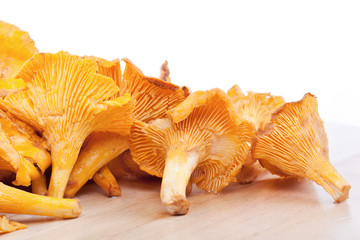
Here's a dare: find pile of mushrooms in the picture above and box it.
[0,20,351,233]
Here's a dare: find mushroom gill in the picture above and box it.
[227,84,285,184]
[0,51,134,198]
[131,89,255,215]
[252,93,351,203]
[65,58,188,198]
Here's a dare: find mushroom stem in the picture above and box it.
[161,148,199,215]
[313,165,351,203]
[0,182,81,218]
[93,165,121,197]
[48,140,83,198]
[64,133,128,198]
[32,174,48,196]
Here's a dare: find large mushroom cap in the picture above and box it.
[0,51,135,197]
[227,84,285,184]
[65,58,188,198]
[253,93,351,203]
[131,89,255,215]
[0,20,38,78]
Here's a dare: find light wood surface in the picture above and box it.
[2,123,360,240]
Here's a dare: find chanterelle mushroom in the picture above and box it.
[0,215,27,234]
[227,85,285,184]
[130,89,255,215]
[0,109,51,187]
[0,51,135,198]
[0,20,38,78]
[65,58,188,198]
[252,93,351,203]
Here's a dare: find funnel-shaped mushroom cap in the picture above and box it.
[228,85,285,183]
[228,85,285,131]
[0,215,27,233]
[120,58,189,122]
[159,60,171,82]
[131,89,255,215]
[0,51,134,197]
[253,93,351,203]
[0,21,38,78]
[0,182,81,218]
[83,56,121,87]
[65,59,188,197]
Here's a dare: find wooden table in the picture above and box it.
[2,123,360,240]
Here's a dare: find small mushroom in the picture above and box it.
[0,215,27,234]
[0,21,38,78]
[130,89,255,215]
[252,93,351,203]
[227,85,285,183]
[0,109,51,177]
[0,123,40,186]
[0,182,81,218]
[0,51,135,198]
[65,58,188,197]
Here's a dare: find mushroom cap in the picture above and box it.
[83,56,121,87]
[253,93,350,202]
[120,58,189,123]
[131,89,255,192]
[0,51,134,197]
[228,84,285,131]
[0,20,38,78]
[0,51,134,137]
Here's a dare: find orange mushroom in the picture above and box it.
[130,89,255,215]
[0,20,38,78]
[227,85,285,183]
[0,51,135,198]
[65,58,188,198]
[0,215,27,234]
[0,182,81,218]
[252,93,351,203]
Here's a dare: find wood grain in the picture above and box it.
[1,123,360,240]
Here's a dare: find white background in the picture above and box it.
[1,0,359,126]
